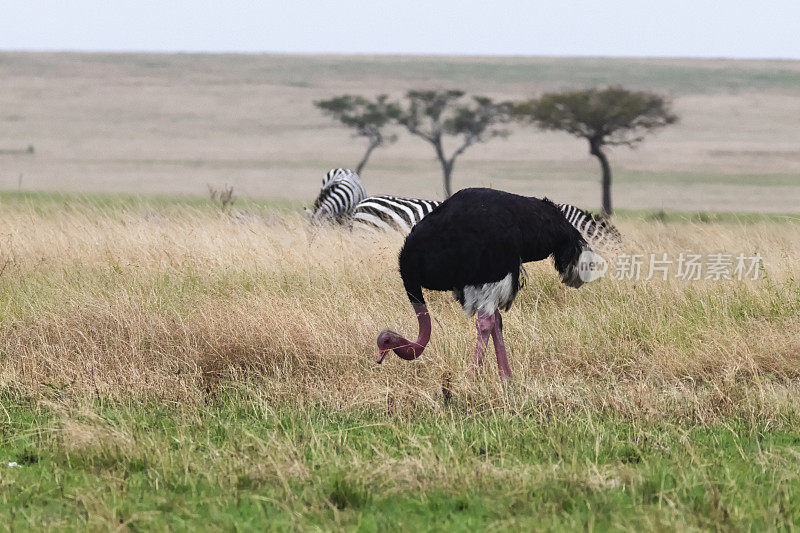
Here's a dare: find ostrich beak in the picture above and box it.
[376,349,389,364]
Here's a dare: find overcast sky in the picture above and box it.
[2,0,799,59]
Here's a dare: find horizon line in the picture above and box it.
[2,48,800,62]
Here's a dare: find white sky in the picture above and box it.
[2,0,799,59]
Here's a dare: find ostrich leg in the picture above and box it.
[472,312,495,376]
[491,310,512,379]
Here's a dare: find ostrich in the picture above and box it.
[376,188,596,379]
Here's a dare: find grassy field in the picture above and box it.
[1,52,799,212]
[2,193,800,529]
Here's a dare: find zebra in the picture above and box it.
[556,202,623,248]
[307,172,621,246]
[350,196,622,245]
[308,168,367,224]
[352,195,442,234]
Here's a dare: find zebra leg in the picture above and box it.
[472,312,494,377]
[491,310,512,379]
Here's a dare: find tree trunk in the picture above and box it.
[590,139,612,216]
[434,140,454,198]
[442,161,454,198]
[355,139,379,175]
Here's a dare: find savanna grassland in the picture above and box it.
[1,52,800,211]
[2,192,800,530]
[2,51,800,530]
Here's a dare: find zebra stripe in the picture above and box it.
[352,196,441,234]
[321,167,348,188]
[309,175,622,247]
[310,168,367,224]
[556,203,623,247]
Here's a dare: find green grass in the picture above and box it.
[3,189,797,225]
[2,393,799,531]
[613,207,800,224]
[616,170,800,188]
[0,190,303,215]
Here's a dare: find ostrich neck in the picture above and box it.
[393,304,431,360]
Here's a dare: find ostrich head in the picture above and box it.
[554,240,594,288]
[376,304,431,364]
[377,330,406,363]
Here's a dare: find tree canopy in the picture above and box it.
[518,87,678,146]
[398,90,511,197]
[514,87,678,214]
[314,94,401,174]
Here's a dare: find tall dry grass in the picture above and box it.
[1,202,799,424]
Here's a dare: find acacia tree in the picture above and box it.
[396,90,511,198]
[515,87,678,215]
[315,94,400,174]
